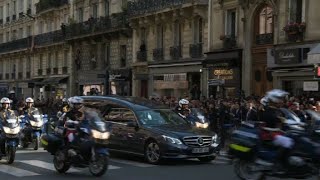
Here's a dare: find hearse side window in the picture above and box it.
[105,108,136,124]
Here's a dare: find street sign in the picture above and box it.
[208,79,225,86]
[97,74,106,78]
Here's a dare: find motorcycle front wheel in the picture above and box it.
[234,159,265,180]
[89,154,109,177]
[53,150,70,173]
[6,146,16,164]
[34,136,40,150]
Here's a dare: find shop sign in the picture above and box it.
[211,69,234,80]
[275,49,301,64]
[303,81,319,91]
[109,74,122,80]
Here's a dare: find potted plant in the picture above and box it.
[283,22,306,42]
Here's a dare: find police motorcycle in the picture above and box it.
[41,111,111,177]
[229,118,320,180]
[20,109,46,150]
[0,112,21,164]
[185,108,210,129]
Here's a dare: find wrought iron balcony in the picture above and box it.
[6,17,9,22]
[38,69,43,76]
[222,35,237,49]
[46,68,51,74]
[170,46,182,60]
[26,72,31,79]
[189,43,203,58]
[5,73,9,79]
[65,13,129,40]
[12,14,16,21]
[137,50,147,62]
[36,0,69,14]
[53,68,58,74]
[62,67,68,74]
[34,30,64,46]
[127,0,208,17]
[18,72,23,79]
[0,37,31,54]
[153,48,164,61]
[255,33,273,45]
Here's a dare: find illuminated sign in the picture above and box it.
[213,69,233,76]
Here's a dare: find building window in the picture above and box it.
[92,3,98,19]
[6,31,9,42]
[173,20,182,46]
[289,0,303,23]
[39,54,43,69]
[0,34,3,43]
[47,21,52,32]
[156,24,163,48]
[78,8,83,22]
[13,1,16,14]
[64,14,68,24]
[6,3,9,17]
[12,30,17,40]
[48,53,52,68]
[39,21,43,33]
[19,28,23,38]
[193,17,203,43]
[18,58,23,73]
[254,5,273,45]
[55,51,59,68]
[19,0,23,13]
[120,45,127,67]
[0,6,3,20]
[27,56,31,72]
[64,50,68,67]
[140,27,146,46]
[27,26,31,36]
[226,9,236,37]
[105,0,109,16]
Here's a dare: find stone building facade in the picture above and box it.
[207,0,320,97]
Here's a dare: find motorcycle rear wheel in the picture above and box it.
[234,159,265,180]
[89,154,109,177]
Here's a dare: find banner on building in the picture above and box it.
[303,81,319,91]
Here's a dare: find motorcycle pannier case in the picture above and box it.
[229,125,260,159]
[41,133,63,154]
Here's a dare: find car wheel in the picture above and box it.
[198,156,216,163]
[144,140,161,165]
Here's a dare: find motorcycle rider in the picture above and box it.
[23,97,38,115]
[175,99,191,118]
[0,97,15,157]
[61,98,70,113]
[260,89,293,173]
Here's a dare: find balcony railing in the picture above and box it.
[189,43,203,58]
[36,0,69,14]
[26,72,31,79]
[255,33,273,45]
[53,68,58,74]
[222,35,237,49]
[18,72,23,79]
[137,50,147,62]
[153,48,164,61]
[5,73,9,79]
[46,68,51,74]
[128,0,208,17]
[170,46,182,60]
[38,69,43,76]
[62,67,68,74]
[34,30,64,46]
[65,13,128,39]
[0,37,31,54]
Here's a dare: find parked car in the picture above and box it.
[82,96,221,164]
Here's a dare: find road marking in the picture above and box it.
[18,160,81,173]
[16,149,47,154]
[216,156,231,161]
[111,158,156,168]
[211,160,230,164]
[0,164,40,177]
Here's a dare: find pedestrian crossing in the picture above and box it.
[0,150,232,178]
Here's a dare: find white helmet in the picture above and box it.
[179,99,189,107]
[26,97,34,103]
[260,97,269,106]
[266,89,289,104]
[0,97,11,104]
[9,90,15,94]
[69,96,83,104]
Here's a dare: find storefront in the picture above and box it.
[268,43,318,95]
[35,75,69,99]
[132,65,149,98]
[148,61,203,99]
[109,69,132,96]
[78,71,105,96]
[204,49,242,98]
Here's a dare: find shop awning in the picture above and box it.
[308,43,320,64]
[41,76,69,84]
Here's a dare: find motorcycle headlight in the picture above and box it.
[3,126,20,135]
[91,129,110,139]
[162,135,182,145]
[195,122,209,128]
[30,120,44,127]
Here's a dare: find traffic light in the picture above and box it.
[315,65,320,78]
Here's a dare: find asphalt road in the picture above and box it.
[0,148,316,180]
